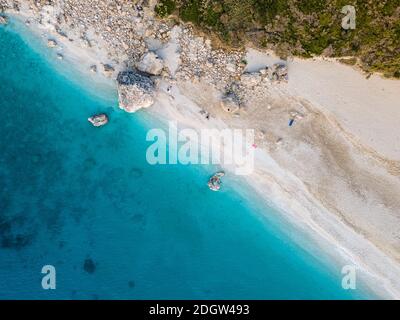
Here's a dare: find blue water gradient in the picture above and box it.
[0,18,370,299]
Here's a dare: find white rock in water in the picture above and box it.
[136,52,164,75]
[47,39,57,48]
[0,16,8,25]
[88,114,108,127]
[117,71,155,113]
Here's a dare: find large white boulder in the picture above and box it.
[117,71,155,113]
[136,52,164,76]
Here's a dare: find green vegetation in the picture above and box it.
[154,0,400,77]
[154,0,176,18]
[338,57,357,65]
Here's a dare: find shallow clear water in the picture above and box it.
[0,18,369,299]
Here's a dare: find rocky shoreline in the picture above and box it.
[0,0,288,112]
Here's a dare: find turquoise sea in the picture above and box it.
[0,17,371,299]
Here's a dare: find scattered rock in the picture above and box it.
[117,71,155,113]
[220,92,240,113]
[177,26,245,90]
[47,39,57,48]
[80,36,92,48]
[259,68,268,76]
[0,15,7,25]
[256,129,266,139]
[102,63,115,76]
[88,113,108,127]
[90,65,97,73]
[55,26,68,38]
[226,63,236,73]
[199,109,210,120]
[240,72,262,87]
[136,51,164,76]
[270,63,288,82]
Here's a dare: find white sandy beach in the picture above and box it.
[147,76,400,299]
[3,0,400,299]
